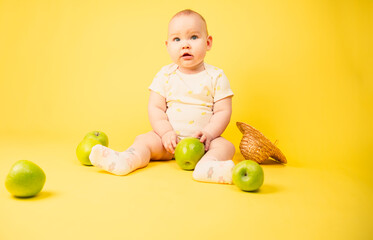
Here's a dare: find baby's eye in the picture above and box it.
[173,37,180,42]
[191,35,198,40]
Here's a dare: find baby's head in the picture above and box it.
[165,9,213,74]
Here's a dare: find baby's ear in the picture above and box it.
[207,36,213,50]
[165,40,168,46]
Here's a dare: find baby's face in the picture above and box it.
[166,14,212,74]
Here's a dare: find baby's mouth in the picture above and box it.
[181,53,193,59]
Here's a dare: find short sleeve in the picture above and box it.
[213,71,234,102]
[149,68,167,97]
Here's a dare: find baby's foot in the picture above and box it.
[192,158,235,184]
[89,145,143,176]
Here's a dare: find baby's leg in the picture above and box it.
[193,137,236,184]
[89,131,173,175]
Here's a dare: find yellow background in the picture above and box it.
[0,0,372,239]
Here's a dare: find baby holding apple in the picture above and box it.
[89,9,236,184]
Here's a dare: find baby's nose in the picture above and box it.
[182,41,191,49]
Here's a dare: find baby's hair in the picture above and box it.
[170,9,209,36]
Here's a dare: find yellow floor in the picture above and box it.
[0,134,372,240]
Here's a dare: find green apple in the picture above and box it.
[232,160,264,192]
[76,138,101,166]
[5,160,46,198]
[83,131,108,147]
[174,137,205,170]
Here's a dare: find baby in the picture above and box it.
[89,9,236,184]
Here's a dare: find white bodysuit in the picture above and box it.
[149,62,234,139]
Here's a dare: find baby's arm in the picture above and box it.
[148,90,179,153]
[193,96,232,150]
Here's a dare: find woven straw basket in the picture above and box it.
[236,122,287,164]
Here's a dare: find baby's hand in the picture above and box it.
[161,130,179,154]
[192,131,213,151]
